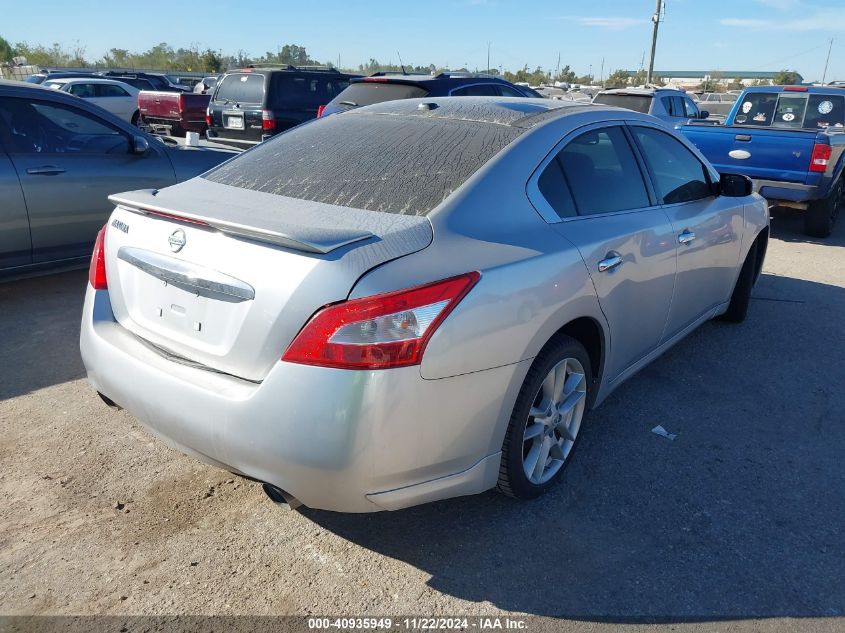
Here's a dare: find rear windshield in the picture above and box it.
[270,74,350,107]
[734,92,845,129]
[203,111,521,215]
[329,82,429,107]
[214,73,266,104]
[592,93,653,114]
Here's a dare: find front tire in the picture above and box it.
[497,336,591,500]
[805,178,842,238]
[719,240,758,323]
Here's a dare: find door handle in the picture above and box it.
[597,253,623,272]
[678,230,696,245]
[26,166,65,176]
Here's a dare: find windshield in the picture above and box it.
[203,110,521,215]
[329,82,428,108]
[592,93,652,114]
[214,73,266,104]
[734,92,845,129]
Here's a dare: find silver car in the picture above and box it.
[80,98,769,512]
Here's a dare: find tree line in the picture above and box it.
[0,36,802,87]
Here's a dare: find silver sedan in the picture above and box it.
[80,97,769,512]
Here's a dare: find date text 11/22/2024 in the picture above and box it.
[307,617,529,630]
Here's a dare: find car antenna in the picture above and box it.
[397,51,407,75]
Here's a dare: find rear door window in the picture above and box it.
[328,82,429,107]
[557,126,651,216]
[537,157,577,219]
[450,84,499,96]
[497,85,526,97]
[97,84,130,97]
[215,73,266,104]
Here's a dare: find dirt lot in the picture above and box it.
[0,210,843,630]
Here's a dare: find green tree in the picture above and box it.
[604,68,630,89]
[0,35,15,63]
[772,70,801,85]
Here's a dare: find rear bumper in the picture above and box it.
[752,179,817,207]
[205,129,267,149]
[80,287,522,512]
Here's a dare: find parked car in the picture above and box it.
[80,97,768,513]
[97,71,188,93]
[193,76,218,95]
[206,65,359,149]
[320,71,539,117]
[0,80,236,275]
[680,85,845,237]
[698,92,739,120]
[42,77,141,125]
[592,87,708,125]
[26,70,95,84]
[93,74,155,92]
[138,90,210,136]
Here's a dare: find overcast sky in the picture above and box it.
[5,0,844,80]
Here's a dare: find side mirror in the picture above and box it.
[132,135,150,155]
[720,172,753,197]
[699,110,710,119]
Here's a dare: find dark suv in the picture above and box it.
[206,65,360,149]
[320,72,539,117]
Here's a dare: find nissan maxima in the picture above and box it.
[80,97,769,512]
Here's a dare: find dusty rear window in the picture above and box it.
[329,82,429,107]
[203,112,521,215]
[592,93,653,114]
[214,73,266,104]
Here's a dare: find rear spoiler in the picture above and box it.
[108,190,374,255]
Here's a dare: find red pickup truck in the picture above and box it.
[138,91,210,137]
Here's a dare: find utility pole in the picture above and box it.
[647,0,663,84]
[555,51,560,81]
[487,42,491,73]
[589,64,592,84]
[822,38,834,84]
[600,57,605,87]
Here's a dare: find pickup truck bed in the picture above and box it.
[138,91,210,137]
[680,86,845,237]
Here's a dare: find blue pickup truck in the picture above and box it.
[680,85,845,237]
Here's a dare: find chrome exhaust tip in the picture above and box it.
[262,483,303,510]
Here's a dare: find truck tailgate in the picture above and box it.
[682,125,817,183]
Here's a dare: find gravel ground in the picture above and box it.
[0,208,843,631]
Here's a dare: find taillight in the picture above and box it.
[205,107,212,127]
[316,104,326,118]
[178,92,185,111]
[810,143,831,173]
[141,209,209,226]
[282,272,481,370]
[261,109,276,131]
[783,85,808,92]
[88,225,107,290]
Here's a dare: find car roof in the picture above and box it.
[226,66,355,76]
[598,87,686,96]
[350,72,511,86]
[741,85,844,94]
[42,77,133,86]
[347,96,595,128]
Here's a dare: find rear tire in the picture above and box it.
[718,240,758,323]
[497,336,591,500]
[131,111,141,127]
[804,178,842,238]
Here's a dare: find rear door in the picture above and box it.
[1,97,175,263]
[92,83,135,121]
[532,122,677,380]
[629,123,742,336]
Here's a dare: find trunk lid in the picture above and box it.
[104,178,432,381]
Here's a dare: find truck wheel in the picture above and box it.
[497,335,591,500]
[718,241,758,324]
[131,111,141,127]
[805,178,842,238]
